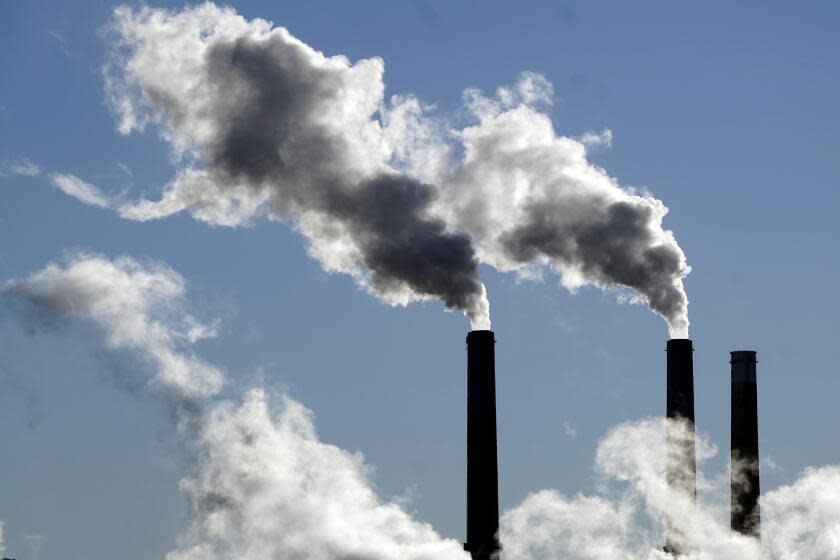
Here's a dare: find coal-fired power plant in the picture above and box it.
[465,330,502,560]
[664,338,697,555]
[731,350,761,538]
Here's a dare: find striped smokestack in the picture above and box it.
[731,350,761,538]
[665,338,696,555]
[465,330,502,560]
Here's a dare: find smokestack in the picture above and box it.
[465,330,502,560]
[664,338,696,555]
[731,350,761,538]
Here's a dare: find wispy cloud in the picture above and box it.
[49,173,112,208]
[579,129,613,149]
[116,162,133,178]
[4,253,223,408]
[6,157,41,176]
[47,30,71,57]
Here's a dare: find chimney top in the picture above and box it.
[467,330,495,344]
[666,338,693,351]
[730,350,757,364]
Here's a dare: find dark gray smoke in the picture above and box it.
[443,82,691,336]
[501,199,688,335]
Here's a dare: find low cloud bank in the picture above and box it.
[3,254,837,559]
[2,253,468,560]
[504,418,840,560]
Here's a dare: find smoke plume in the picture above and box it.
[104,3,489,328]
[91,2,688,335]
[446,84,690,336]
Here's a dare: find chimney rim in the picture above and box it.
[730,350,758,363]
[666,338,693,351]
[466,329,496,344]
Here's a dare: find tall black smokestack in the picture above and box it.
[731,350,761,538]
[465,330,502,560]
[664,338,696,555]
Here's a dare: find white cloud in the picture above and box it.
[504,417,840,560]
[562,421,577,438]
[579,129,613,148]
[5,254,840,559]
[48,30,71,57]
[117,161,133,178]
[170,390,469,560]
[4,254,468,559]
[762,465,840,558]
[4,253,223,406]
[49,173,112,208]
[23,532,44,560]
[7,157,41,176]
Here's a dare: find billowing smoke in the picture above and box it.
[445,85,690,337]
[105,3,489,329]
[90,2,688,335]
[3,254,839,558]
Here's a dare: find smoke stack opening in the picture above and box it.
[465,330,502,560]
[731,350,761,538]
[664,338,696,555]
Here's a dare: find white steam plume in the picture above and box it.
[503,418,840,560]
[762,465,840,558]
[4,255,839,558]
[2,253,468,560]
[171,389,468,560]
[94,2,689,336]
[2,253,223,411]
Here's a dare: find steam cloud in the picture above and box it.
[85,2,690,335]
[2,254,838,558]
[502,419,840,560]
[171,389,468,560]
[1,253,468,560]
[3,254,223,411]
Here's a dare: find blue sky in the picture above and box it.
[1,2,839,559]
